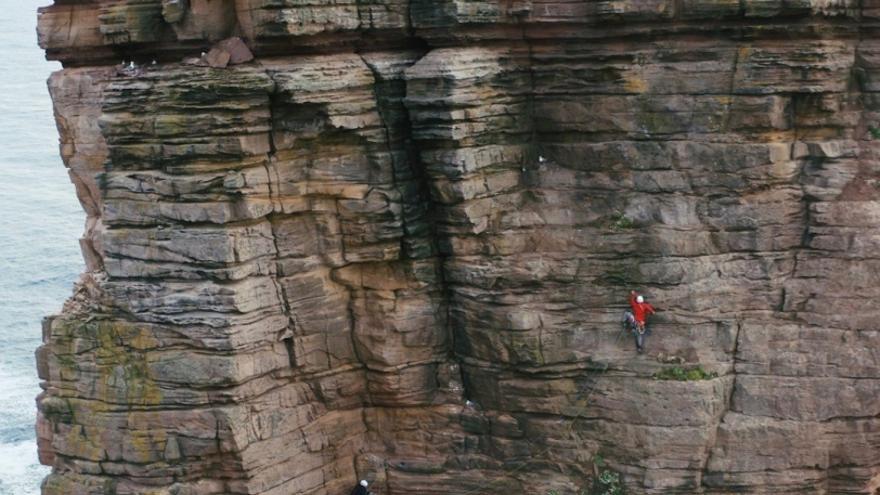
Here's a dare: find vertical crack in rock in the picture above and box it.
[699,317,742,489]
[261,74,304,372]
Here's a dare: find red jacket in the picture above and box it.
[629,293,656,324]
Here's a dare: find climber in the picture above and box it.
[349,480,369,495]
[624,290,656,354]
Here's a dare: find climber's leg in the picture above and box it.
[623,311,635,331]
[632,321,646,353]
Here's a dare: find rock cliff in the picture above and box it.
[35,1,880,494]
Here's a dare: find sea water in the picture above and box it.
[0,1,85,493]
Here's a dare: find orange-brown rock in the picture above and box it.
[35,1,880,494]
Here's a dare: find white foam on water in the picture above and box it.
[0,1,85,493]
[0,440,47,495]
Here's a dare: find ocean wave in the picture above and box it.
[0,440,48,495]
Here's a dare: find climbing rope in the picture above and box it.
[457,318,635,495]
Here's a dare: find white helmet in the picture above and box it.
[636,295,644,303]
[360,480,369,487]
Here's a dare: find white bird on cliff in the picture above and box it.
[128,61,136,69]
[538,155,547,163]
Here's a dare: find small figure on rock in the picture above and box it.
[350,479,369,495]
[118,60,143,77]
[624,290,656,354]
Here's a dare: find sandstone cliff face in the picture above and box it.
[35,1,880,494]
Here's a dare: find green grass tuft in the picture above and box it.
[609,212,636,230]
[652,365,718,381]
[589,455,626,495]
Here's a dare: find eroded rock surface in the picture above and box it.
[35,1,880,494]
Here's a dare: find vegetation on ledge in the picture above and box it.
[652,366,718,381]
[546,455,626,495]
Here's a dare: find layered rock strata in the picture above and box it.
[36,1,880,494]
